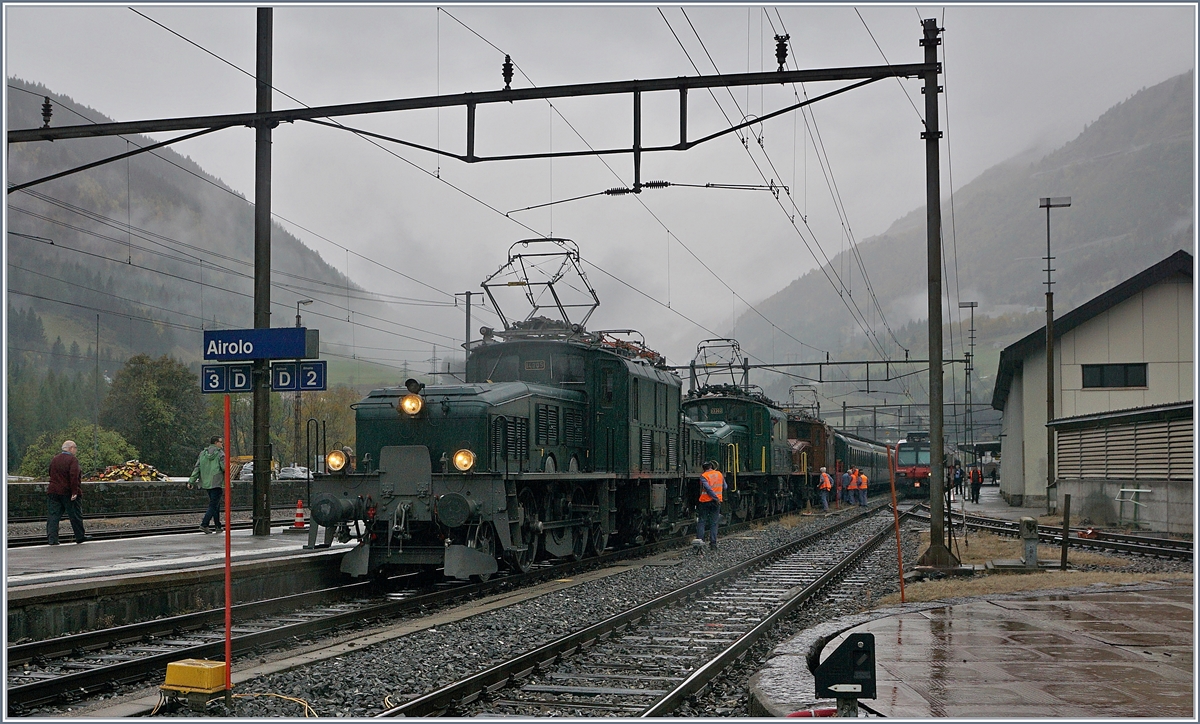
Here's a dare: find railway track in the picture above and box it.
[911,505,1192,560]
[6,508,813,713]
[6,518,295,548]
[376,505,908,717]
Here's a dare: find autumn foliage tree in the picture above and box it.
[99,354,205,475]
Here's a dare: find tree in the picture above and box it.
[299,385,360,466]
[18,418,138,478]
[99,354,205,475]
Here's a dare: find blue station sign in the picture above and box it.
[204,328,307,361]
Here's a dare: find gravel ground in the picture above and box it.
[144,512,852,718]
[19,510,1192,718]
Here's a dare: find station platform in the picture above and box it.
[6,528,355,641]
[749,582,1193,717]
[6,526,352,590]
[946,482,1049,522]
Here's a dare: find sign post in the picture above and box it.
[222,394,233,710]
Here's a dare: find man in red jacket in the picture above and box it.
[47,440,87,545]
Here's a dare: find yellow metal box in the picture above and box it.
[163,659,227,692]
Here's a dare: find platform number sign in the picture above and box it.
[201,363,253,393]
[268,360,326,392]
[298,361,327,391]
[201,365,228,393]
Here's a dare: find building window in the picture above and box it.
[1082,363,1148,389]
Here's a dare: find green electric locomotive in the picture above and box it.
[307,240,697,579]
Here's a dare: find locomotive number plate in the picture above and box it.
[524,360,546,370]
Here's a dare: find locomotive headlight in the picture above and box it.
[326,449,348,472]
[400,393,424,415]
[452,449,476,472]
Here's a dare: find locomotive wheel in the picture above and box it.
[470,523,497,583]
[504,487,539,573]
[734,493,752,522]
[587,490,609,556]
[567,485,587,561]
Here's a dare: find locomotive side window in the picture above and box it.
[631,378,639,421]
[553,353,585,383]
[602,368,615,406]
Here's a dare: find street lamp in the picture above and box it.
[295,299,314,328]
[294,299,314,467]
[1039,197,1070,513]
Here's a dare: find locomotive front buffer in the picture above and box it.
[307,445,507,580]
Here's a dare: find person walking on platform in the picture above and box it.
[188,436,227,533]
[838,466,850,508]
[970,467,983,504]
[695,461,725,550]
[47,440,87,545]
[953,464,965,498]
[817,467,833,512]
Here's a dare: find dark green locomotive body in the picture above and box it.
[309,331,696,580]
[681,388,797,519]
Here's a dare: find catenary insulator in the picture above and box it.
[775,35,790,72]
[641,180,670,189]
[605,187,633,195]
[41,97,52,128]
[502,55,514,90]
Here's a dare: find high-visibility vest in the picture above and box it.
[699,470,725,503]
[819,472,832,491]
[848,471,861,490]
[859,473,869,490]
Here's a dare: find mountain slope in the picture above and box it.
[734,70,1194,410]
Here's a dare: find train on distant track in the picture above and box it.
[306,240,893,580]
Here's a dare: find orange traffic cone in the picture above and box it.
[293,499,306,529]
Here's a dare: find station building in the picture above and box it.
[990,249,1193,533]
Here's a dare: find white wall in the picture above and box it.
[999,274,1193,506]
[1059,276,1194,415]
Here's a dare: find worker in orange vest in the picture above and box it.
[818,466,833,512]
[850,468,869,507]
[695,460,725,550]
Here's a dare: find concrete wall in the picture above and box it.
[6,479,312,518]
[1056,478,1193,536]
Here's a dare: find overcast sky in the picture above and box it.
[5,4,1196,367]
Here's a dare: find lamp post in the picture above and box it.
[958,301,977,475]
[1039,196,1070,512]
[294,299,313,468]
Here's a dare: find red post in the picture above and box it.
[888,446,906,603]
[223,394,233,703]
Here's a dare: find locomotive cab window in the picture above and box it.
[601,368,615,407]
[487,353,520,382]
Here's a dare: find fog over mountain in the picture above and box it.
[731,71,1194,425]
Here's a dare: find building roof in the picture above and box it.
[1046,401,1192,430]
[990,249,1193,412]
